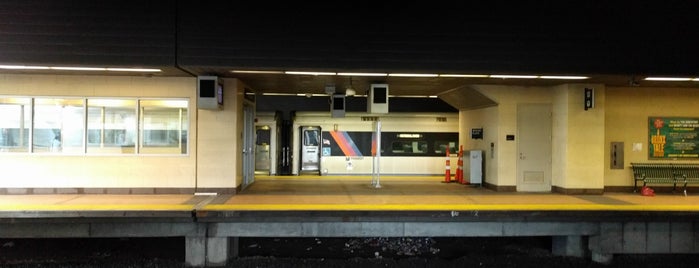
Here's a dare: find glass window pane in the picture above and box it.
[0,97,31,152]
[391,140,428,154]
[87,99,137,154]
[140,99,188,154]
[33,98,85,153]
[434,141,457,155]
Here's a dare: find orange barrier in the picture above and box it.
[443,147,451,183]
[457,146,464,184]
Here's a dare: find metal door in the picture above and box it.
[242,103,255,187]
[516,104,552,192]
[300,126,321,173]
[255,125,271,174]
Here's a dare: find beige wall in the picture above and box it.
[470,85,553,186]
[0,74,197,189]
[462,84,605,190]
[553,84,606,189]
[460,106,498,184]
[605,87,699,186]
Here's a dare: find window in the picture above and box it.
[87,99,137,154]
[0,97,30,152]
[434,141,457,155]
[0,96,189,155]
[391,140,428,154]
[140,99,188,154]
[33,98,84,153]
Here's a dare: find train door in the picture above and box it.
[299,126,321,174]
[242,103,255,187]
[279,120,292,175]
[255,125,271,175]
[516,103,552,192]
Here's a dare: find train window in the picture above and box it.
[139,99,189,154]
[303,130,319,146]
[87,99,137,154]
[33,98,85,153]
[0,97,30,152]
[391,140,428,154]
[434,141,457,155]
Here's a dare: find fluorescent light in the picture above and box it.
[337,72,387,77]
[693,78,699,81]
[539,76,589,80]
[231,70,284,74]
[438,74,488,78]
[388,73,439,77]
[644,77,692,81]
[106,68,161,72]
[0,65,50,70]
[285,71,336,76]
[397,133,422,138]
[50,66,107,71]
[490,75,539,79]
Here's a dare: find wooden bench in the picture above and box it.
[631,162,699,196]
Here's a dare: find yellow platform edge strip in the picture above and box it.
[0,204,194,211]
[203,204,699,212]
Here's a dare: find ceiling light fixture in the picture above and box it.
[490,75,539,79]
[106,68,161,72]
[0,65,50,70]
[644,77,693,81]
[539,76,589,80]
[388,73,439,77]
[337,72,387,77]
[285,71,336,76]
[438,74,489,78]
[231,70,284,74]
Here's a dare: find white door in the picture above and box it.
[242,103,255,188]
[517,104,552,192]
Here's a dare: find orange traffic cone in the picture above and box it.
[443,147,451,183]
[457,146,464,184]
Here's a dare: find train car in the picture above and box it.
[291,111,459,175]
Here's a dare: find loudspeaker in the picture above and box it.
[584,88,594,110]
[331,94,345,118]
[368,83,389,114]
[198,76,223,110]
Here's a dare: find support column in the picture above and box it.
[552,235,587,258]
[185,236,206,267]
[591,252,614,264]
[206,237,230,266]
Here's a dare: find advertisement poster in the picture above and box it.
[649,117,699,159]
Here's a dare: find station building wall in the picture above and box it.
[605,86,699,190]
[0,74,248,194]
[460,84,606,193]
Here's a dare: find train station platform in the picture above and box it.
[2,176,699,266]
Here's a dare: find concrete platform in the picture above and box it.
[2,176,699,266]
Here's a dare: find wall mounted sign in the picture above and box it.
[649,117,699,159]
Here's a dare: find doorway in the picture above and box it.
[516,104,552,192]
[242,103,255,188]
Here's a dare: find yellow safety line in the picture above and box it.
[203,203,699,211]
[0,204,194,211]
